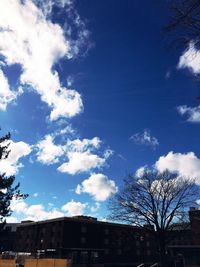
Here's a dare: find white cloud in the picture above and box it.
[54,125,75,137]
[0,140,32,176]
[58,151,105,175]
[5,216,18,223]
[0,0,83,120]
[177,105,200,123]
[33,192,39,197]
[135,166,148,178]
[76,173,118,201]
[155,151,200,184]
[178,41,200,75]
[10,199,28,214]
[67,137,101,152]
[130,129,159,149]
[61,200,87,216]
[36,134,64,165]
[57,137,108,175]
[10,199,64,221]
[0,69,20,110]
[90,202,100,213]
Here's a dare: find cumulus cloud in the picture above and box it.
[0,0,84,120]
[58,151,105,175]
[0,140,32,176]
[58,137,110,175]
[10,199,64,221]
[177,105,200,123]
[36,134,64,165]
[178,41,200,75]
[75,173,118,201]
[155,151,200,184]
[61,200,87,216]
[130,129,159,149]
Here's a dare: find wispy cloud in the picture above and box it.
[130,129,159,149]
[177,105,200,123]
[0,69,22,110]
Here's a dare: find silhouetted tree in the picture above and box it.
[0,132,28,226]
[109,170,198,267]
[165,0,200,49]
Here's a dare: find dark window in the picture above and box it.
[80,251,88,263]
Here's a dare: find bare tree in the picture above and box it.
[165,0,200,49]
[109,170,198,267]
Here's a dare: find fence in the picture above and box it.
[0,259,16,267]
[25,258,70,267]
[0,258,70,267]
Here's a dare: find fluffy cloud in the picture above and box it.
[177,105,200,123]
[130,129,159,149]
[58,151,105,175]
[0,140,32,176]
[178,41,200,75]
[67,137,101,151]
[0,0,83,120]
[155,151,200,184]
[61,200,87,216]
[75,173,118,201]
[10,199,64,221]
[58,137,109,175]
[135,166,147,178]
[36,134,64,165]
[0,69,21,110]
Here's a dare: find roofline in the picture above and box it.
[17,216,145,230]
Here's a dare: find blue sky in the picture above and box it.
[1,0,200,222]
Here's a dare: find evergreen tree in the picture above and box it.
[0,132,28,225]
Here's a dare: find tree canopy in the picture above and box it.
[109,170,198,267]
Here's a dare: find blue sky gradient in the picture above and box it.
[1,0,200,222]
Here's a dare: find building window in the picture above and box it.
[91,252,99,263]
[80,251,88,264]
[105,249,109,255]
[104,228,109,235]
[104,238,109,245]
[81,226,87,233]
[117,249,122,255]
[146,241,150,247]
[136,240,140,247]
[81,237,86,244]
[147,250,151,256]
[136,249,140,255]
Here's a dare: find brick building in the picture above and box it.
[2,208,200,266]
[0,223,19,252]
[14,216,157,265]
